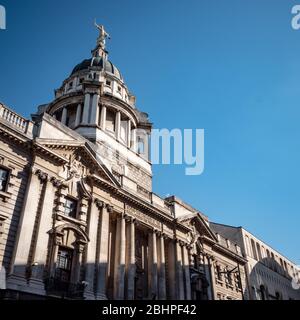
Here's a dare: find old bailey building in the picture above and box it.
[0,24,298,301]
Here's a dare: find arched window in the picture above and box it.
[260,285,266,300]
[275,291,282,300]
[251,239,258,260]
[256,243,262,260]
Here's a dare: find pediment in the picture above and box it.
[178,213,217,242]
[34,138,121,187]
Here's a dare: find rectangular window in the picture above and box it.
[106,110,116,132]
[120,120,127,144]
[0,167,9,192]
[64,197,78,218]
[106,80,111,87]
[137,137,145,154]
[56,247,73,283]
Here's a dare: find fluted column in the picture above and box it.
[158,234,167,300]
[90,94,100,125]
[82,93,91,124]
[175,240,185,300]
[61,107,67,125]
[115,111,121,140]
[96,203,111,299]
[115,214,126,300]
[182,245,191,300]
[100,105,107,129]
[75,103,82,127]
[127,218,136,300]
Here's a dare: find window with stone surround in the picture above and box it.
[56,247,74,283]
[64,197,78,219]
[137,137,145,154]
[216,264,223,282]
[0,166,9,192]
[251,238,258,260]
[106,109,116,133]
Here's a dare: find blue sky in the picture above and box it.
[0,0,299,263]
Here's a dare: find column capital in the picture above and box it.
[106,204,114,213]
[125,215,136,223]
[50,177,63,188]
[94,198,104,210]
[35,169,49,182]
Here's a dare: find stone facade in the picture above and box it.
[210,223,300,300]
[0,25,297,300]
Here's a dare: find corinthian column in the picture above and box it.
[127,218,136,300]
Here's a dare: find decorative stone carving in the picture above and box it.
[35,169,48,182]
[126,205,161,229]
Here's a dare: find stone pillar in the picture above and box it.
[84,200,99,299]
[72,244,84,284]
[82,93,91,124]
[10,169,42,281]
[100,105,107,130]
[127,120,131,148]
[75,103,82,127]
[158,234,167,300]
[49,240,60,278]
[96,203,111,299]
[131,128,137,152]
[113,217,121,300]
[30,178,57,284]
[116,214,126,300]
[175,240,185,300]
[149,230,158,299]
[61,107,67,125]
[127,218,136,300]
[207,255,217,300]
[115,111,121,140]
[182,245,191,300]
[90,94,100,125]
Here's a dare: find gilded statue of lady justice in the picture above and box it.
[94,20,110,49]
